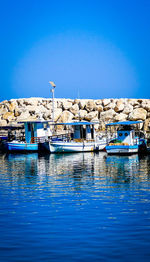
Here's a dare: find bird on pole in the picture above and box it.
[49,81,56,123]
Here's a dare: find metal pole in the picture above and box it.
[49,81,56,124]
[52,88,55,123]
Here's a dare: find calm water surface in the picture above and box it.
[0,152,150,262]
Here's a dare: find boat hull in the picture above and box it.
[6,142,38,152]
[105,145,139,154]
[48,140,106,153]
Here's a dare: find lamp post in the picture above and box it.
[49,81,56,123]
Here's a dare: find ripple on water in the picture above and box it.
[0,152,150,262]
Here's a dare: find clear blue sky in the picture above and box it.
[0,0,150,101]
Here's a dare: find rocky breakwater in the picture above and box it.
[0,98,150,131]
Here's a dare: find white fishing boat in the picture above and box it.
[46,122,107,153]
[105,121,147,155]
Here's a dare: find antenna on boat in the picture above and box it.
[49,81,56,123]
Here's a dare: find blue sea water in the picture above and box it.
[0,152,150,262]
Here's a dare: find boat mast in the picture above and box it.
[49,81,56,123]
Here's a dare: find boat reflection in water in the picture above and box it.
[2,152,150,188]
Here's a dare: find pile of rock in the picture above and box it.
[0,98,150,131]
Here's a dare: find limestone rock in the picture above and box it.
[128,108,147,121]
[127,99,139,106]
[69,104,79,115]
[58,110,74,123]
[95,104,103,112]
[54,108,63,122]
[8,101,18,112]
[25,105,37,114]
[114,113,127,122]
[62,100,73,110]
[123,104,133,114]
[0,119,8,126]
[14,107,25,117]
[35,105,48,114]
[95,100,102,105]
[79,100,86,109]
[85,111,98,121]
[85,100,96,112]
[22,99,33,106]
[100,109,116,121]
[0,105,8,115]
[57,100,62,108]
[17,99,25,107]
[114,100,125,112]
[73,99,80,105]
[74,110,87,120]
[104,102,115,111]
[144,118,150,131]
[141,101,150,112]
[17,111,31,121]
[102,99,111,107]
[3,112,15,121]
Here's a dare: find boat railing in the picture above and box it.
[49,133,72,142]
[30,136,48,144]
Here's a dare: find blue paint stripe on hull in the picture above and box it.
[7,143,38,151]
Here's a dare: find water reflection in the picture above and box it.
[0,152,150,262]
[0,152,150,189]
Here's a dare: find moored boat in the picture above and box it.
[5,120,52,152]
[105,121,147,155]
[46,122,107,153]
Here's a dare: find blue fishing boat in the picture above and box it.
[105,121,147,155]
[6,120,52,152]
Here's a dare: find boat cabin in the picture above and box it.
[106,121,143,146]
[19,120,52,143]
[54,122,96,141]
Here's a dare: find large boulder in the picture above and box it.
[73,99,80,105]
[79,100,87,109]
[141,100,150,112]
[128,108,147,121]
[58,110,74,123]
[3,112,15,121]
[104,102,115,111]
[25,105,37,114]
[95,100,102,105]
[8,100,18,112]
[127,99,140,106]
[100,109,116,121]
[62,100,73,110]
[69,104,79,115]
[84,111,98,121]
[114,100,125,112]
[17,111,31,121]
[35,105,48,115]
[95,104,103,112]
[74,110,87,120]
[123,104,133,114]
[0,105,8,115]
[114,113,127,122]
[85,100,96,112]
[54,108,63,122]
[102,99,111,107]
[144,118,150,131]
[0,119,8,126]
